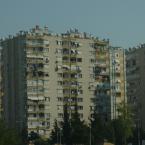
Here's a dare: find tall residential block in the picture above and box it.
[95,46,126,120]
[109,47,127,119]
[0,26,126,137]
[126,45,145,130]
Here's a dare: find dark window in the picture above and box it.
[132,59,136,65]
[77,58,82,62]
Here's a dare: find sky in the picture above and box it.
[0,0,145,48]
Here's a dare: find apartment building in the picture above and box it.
[109,47,126,119]
[94,46,126,121]
[126,45,145,130]
[0,26,126,137]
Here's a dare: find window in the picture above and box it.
[90,59,95,63]
[90,106,94,111]
[58,97,63,102]
[90,98,96,103]
[116,84,121,91]
[57,105,62,110]
[63,73,69,78]
[44,40,49,45]
[62,48,69,54]
[45,113,50,118]
[38,47,43,52]
[45,97,50,101]
[115,53,119,58]
[70,57,76,62]
[78,106,83,110]
[58,73,63,77]
[132,59,136,66]
[58,113,63,118]
[58,121,62,126]
[77,58,82,62]
[56,48,62,54]
[39,104,44,109]
[45,58,49,63]
[44,48,49,52]
[45,73,49,77]
[56,40,62,45]
[71,74,77,78]
[42,122,45,126]
[78,74,82,78]
[78,90,83,94]
[77,98,83,102]
[58,81,63,85]
[39,113,44,118]
[76,66,81,71]
[63,56,69,62]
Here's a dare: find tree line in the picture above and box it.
[0,102,143,145]
[48,102,134,145]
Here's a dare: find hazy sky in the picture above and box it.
[0,0,145,48]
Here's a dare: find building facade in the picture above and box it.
[95,46,126,121]
[0,26,126,137]
[109,47,126,119]
[126,45,145,130]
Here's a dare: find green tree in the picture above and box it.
[0,119,22,145]
[28,131,40,141]
[49,119,60,145]
[90,112,105,145]
[112,101,133,145]
[71,105,89,145]
[21,127,28,145]
[34,138,47,145]
[62,104,72,145]
[104,121,115,143]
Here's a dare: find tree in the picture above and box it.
[71,105,89,145]
[104,121,115,143]
[28,131,40,141]
[90,111,106,145]
[62,104,72,145]
[49,120,60,145]
[0,119,22,145]
[112,101,133,145]
[21,127,28,145]
[34,138,47,145]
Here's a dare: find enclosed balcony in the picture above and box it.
[96,82,110,90]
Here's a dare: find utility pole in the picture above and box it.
[90,123,91,145]
[57,128,59,144]
[60,128,62,145]
[138,119,140,145]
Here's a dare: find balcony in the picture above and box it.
[99,71,109,76]
[96,55,107,60]
[96,62,107,68]
[28,117,38,121]
[115,88,121,93]
[96,83,110,90]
